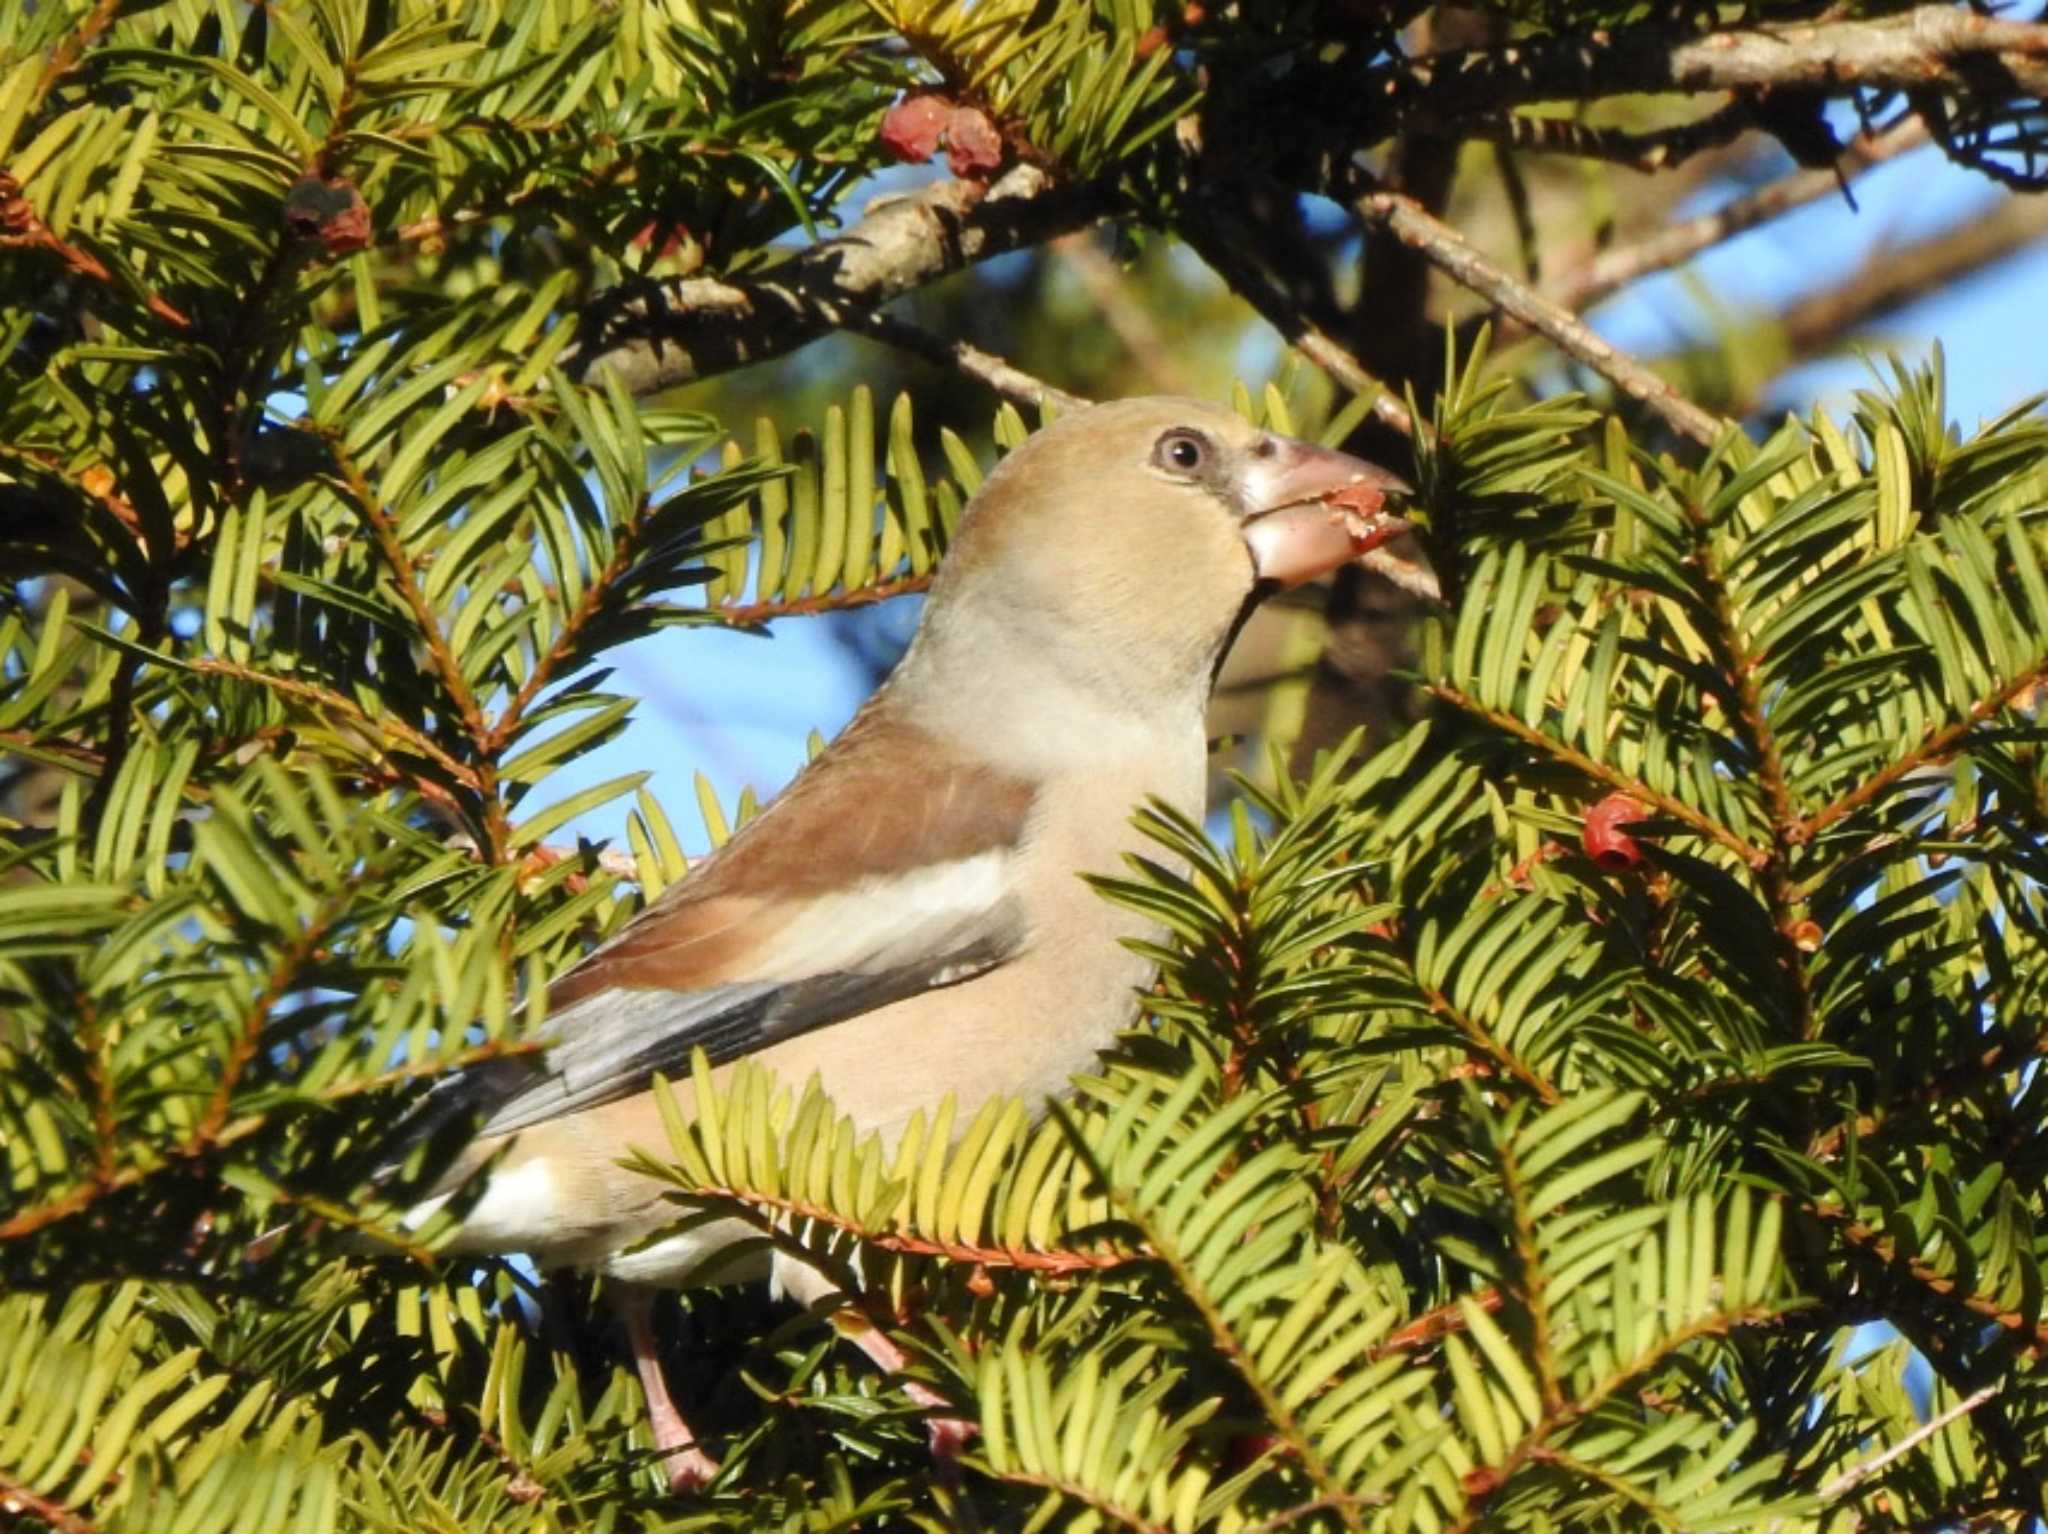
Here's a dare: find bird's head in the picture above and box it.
[918,397,1413,708]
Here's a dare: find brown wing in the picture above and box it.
[469,706,1040,1138]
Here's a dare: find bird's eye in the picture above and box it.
[1155,429,1210,475]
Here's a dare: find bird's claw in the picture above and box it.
[661,1445,721,1494]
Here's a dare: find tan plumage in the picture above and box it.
[399,396,1410,1488]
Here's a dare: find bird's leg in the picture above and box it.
[832,1311,978,1464]
[610,1285,720,1493]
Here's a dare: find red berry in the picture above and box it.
[1583,793,1649,872]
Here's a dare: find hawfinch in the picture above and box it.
[398,396,1411,1488]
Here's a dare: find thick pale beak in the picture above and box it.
[1239,436,1414,588]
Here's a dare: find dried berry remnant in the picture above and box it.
[1315,479,1415,564]
[878,94,1006,179]
[879,94,951,163]
[1583,792,1649,871]
[942,105,1004,176]
[1321,479,1395,544]
[283,175,371,257]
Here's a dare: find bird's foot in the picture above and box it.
[904,1379,978,1461]
[660,1444,722,1494]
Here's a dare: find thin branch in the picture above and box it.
[1819,1383,2000,1502]
[652,1179,1143,1274]
[323,441,489,747]
[1353,183,1728,447]
[1680,498,1817,1039]
[713,571,934,627]
[1449,98,1755,174]
[0,1039,537,1243]
[1548,117,1933,316]
[1355,7,2048,138]
[566,165,1109,397]
[1450,1300,1816,1531]
[1370,1286,1503,1362]
[856,311,1089,413]
[194,896,349,1143]
[191,659,481,791]
[969,1470,1177,1534]
[1411,970,1563,1105]
[1053,231,1197,393]
[0,185,191,330]
[1773,190,2048,360]
[1180,212,1418,439]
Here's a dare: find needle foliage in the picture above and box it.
[5,2,2048,1530]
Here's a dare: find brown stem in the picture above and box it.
[1546,117,1932,316]
[714,573,934,627]
[193,899,348,1143]
[0,1040,537,1243]
[1413,972,1562,1105]
[1680,498,1816,1038]
[0,1471,98,1534]
[1446,1300,1811,1529]
[1369,1286,1503,1361]
[1354,184,1727,447]
[1833,1214,2048,1357]
[856,312,1089,413]
[1181,213,1418,439]
[192,659,481,791]
[656,1181,1141,1273]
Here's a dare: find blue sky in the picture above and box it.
[532,138,2048,860]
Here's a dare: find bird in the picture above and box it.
[389,395,1413,1490]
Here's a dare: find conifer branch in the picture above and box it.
[567,166,1109,397]
[1797,651,2048,841]
[191,660,482,791]
[1425,684,1769,867]
[0,1471,97,1534]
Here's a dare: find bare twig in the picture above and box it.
[1358,6,2048,137]
[1819,1383,2001,1502]
[1548,117,1933,315]
[1773,190,2048,359]
[1355,183,1729,446]
[1450,99,1755,174]
[567,165,1109,397]
[857,312,1089,413]
[1054,230,1198,393]
[1180,215,1416,438]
